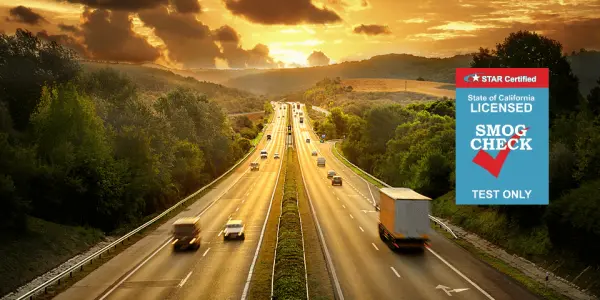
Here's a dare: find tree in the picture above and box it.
[586,77,600,116]
[0,29,81,130]
[471,31,580,119]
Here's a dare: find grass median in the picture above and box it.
[247,149,287,300]
[272,147,307,300]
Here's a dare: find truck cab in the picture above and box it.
[378,188,431,251]
[172,217,202,251]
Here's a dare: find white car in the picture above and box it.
[274,153,280,159]
[224,220,245,240]
[260,150,267,159]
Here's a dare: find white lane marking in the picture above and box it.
[342,205,346,209]
[179,271,193,287]
[242,199,245,203]
[426,248,495,299]
[218,230,223,236]
[336,197,339,201]
[202,247,211,257]
[359,226,364,232]
[349,214,354,219]
[99,238,172,299]
[372,243,379,251]
[390,267,401,278]
[245,192,249,196]
[236,207,239,212]
[241,129,285,300]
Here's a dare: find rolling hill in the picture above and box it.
[219,52,600,98]
[223,54,472,95]
[82,62,266,114]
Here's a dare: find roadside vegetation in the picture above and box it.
[307,30,600,297]
[0,30,261,295]
[273,148,308,300]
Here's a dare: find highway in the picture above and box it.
[54,103,287,300]
[292,104,539,300]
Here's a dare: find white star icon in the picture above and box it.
[472,74,480,81]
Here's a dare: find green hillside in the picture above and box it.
[82,62,265,114]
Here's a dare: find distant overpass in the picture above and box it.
[311,106,330,116]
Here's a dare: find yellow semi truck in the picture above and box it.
[378,188,431,250]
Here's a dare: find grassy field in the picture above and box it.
[0,217,104,296]
[341,78,456,99]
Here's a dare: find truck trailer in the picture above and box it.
[378,188,431,250]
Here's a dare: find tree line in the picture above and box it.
[311,31,600,269]
[0,30,257,233]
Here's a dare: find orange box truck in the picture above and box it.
[378,188,431,250]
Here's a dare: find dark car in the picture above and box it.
[332,176,342,186]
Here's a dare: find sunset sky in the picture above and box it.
[1,0,599,69]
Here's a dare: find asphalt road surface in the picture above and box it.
[55,103,286,300]
[292,103,538,300]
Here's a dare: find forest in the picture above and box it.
[308,31,600,294]
[0,29,260,234]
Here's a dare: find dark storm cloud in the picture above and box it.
[307,51,330,66]
[214,26,279,68]
[82,9,161,63]
[353,24,392,35]
[223,0,342,25]
[6,6,47,25]
[213,25,240,43]
[172,0,201,13]
[138,6,220,68]
[63,0,169,11]
[36,30,88,56]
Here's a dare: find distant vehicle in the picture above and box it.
[332,176,342,186]
[378,188,431,251]
[250,162,259,171]
[327,170,336,178]
[224,219,245,240]
[297,104,301,109]
[317,157,326,167]
[299,111,303,116]
[320,139,324,143]
[172,217,202,251]
[274,153,280,159]
[260,150,268,159]
[299,117,304,123]
[311,150,318,156]
[306,138,310,143]
[267,134,272,140]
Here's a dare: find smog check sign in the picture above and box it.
[455,68,549,205]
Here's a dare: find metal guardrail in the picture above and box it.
[15,118,270,300]
[330,140,459,240]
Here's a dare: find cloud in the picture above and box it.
[36,30,88,56]
[214,26,280,68]
[6,6,47,25]
[58,23,82,35]
[307,50,330,66]
[138,6,220,68]
[172,0,201,13]
[63,0,169,11]
[353,24,392,35]
[224,0,342,25]
[213,25,240,43]
[82,9,161,63]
